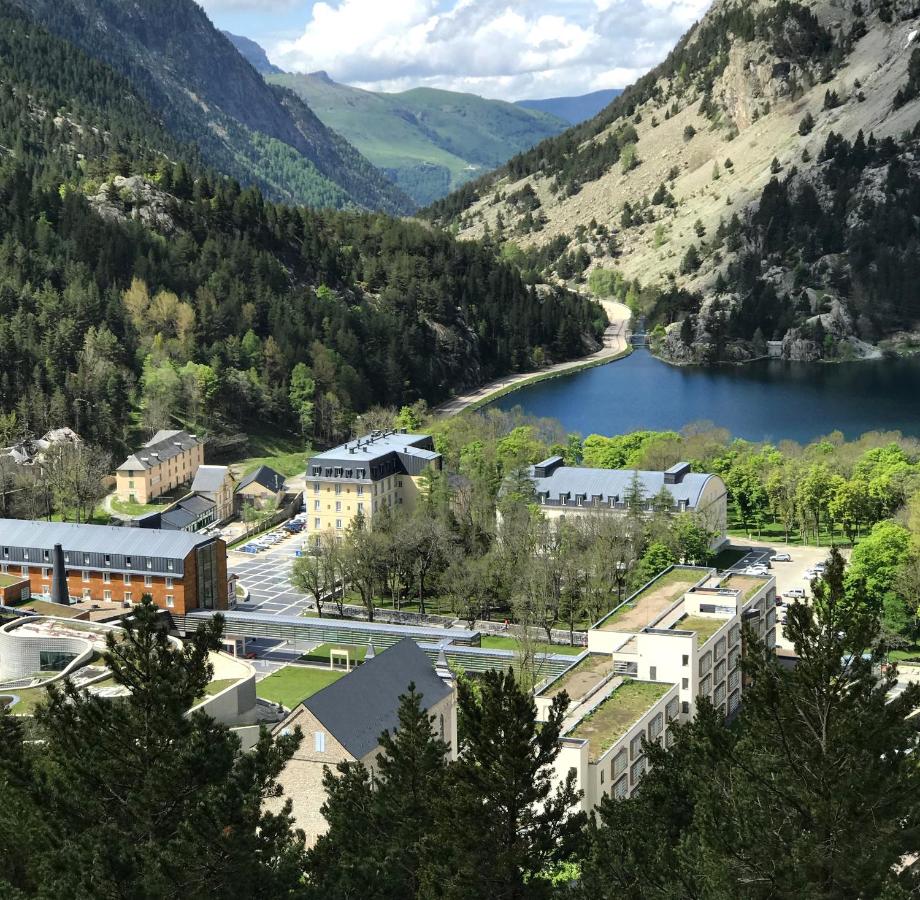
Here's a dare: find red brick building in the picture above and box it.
[0,520,228,615]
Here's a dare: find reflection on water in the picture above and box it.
[488,350,920,442]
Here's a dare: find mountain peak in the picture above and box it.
[308,70,336,84]
[222,31,283,75]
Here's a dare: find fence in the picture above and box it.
[234,491,303,544]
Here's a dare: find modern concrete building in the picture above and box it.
[527,458,728,550]
[538,565,776,812]
[0,519,229,614]
[115,430,204,504]
[271,638,457,844]
[305,431,442,542]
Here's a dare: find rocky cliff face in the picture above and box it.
[428,0,920,364]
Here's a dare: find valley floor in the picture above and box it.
[434,300,632,416]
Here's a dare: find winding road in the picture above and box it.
[434,299,632,417]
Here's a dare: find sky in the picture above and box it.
[198,0,712,101]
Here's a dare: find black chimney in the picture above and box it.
[51,543,69,605]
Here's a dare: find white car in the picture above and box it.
[770,553,792,562]
[786,588,807,599]
[744,565,769,576]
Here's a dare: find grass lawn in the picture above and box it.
[673,615,725,646]
[888,646,920,663]
[233,430,309,478]
[479,635,584,656]
[727,518,854,549]
[110,496,168,517]
[256,665,343,708]
[0,573,24,588]
[202,678,239,697]
[570,680,671,760]
[5,685,51,716]
[301,643,367,666]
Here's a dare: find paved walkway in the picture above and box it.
[434,299,632,417]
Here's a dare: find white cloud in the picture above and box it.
[269,0,713,101]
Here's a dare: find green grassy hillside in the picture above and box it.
[269,73,568,206]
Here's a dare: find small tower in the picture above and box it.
[50,543,69,606]
[365,641,376,661]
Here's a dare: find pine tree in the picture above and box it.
[0,597,306,899]
[419,670,585,900]
[306,686,449,899]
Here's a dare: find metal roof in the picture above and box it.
[0,519,215,560]
[310,431,438,468]
[530,465,720,508]
[303,638,451,759]
[191,465,230,494]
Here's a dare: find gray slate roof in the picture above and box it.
[531,465,719,508]
[191,465,230,494]
[303,638,451,759]
[236,465,285,493]
[310,431,437,469]
[117,430,200,473]
[0,518,215,560]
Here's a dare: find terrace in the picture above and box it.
[671,614,726,646]
[0,573,23,589]
[720,573,769,602]
[540,653,615,703]
[597,568,707,633]
[568,680,673,761]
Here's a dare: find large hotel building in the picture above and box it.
[0,520,229,614]
[305,431,442,540]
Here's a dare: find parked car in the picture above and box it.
[775,597,784,606]
[242,651,258,660]
[786,587,807,599]
[770,553,792,562]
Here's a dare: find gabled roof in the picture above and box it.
[117,430,200,472]
[303,638,451,760]
[191,465,230,494]
[236,464,285,493]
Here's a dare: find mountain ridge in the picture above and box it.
[516,89,623,125]
[268,71,570,206]
[7,0,413,213]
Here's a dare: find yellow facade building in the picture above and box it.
[305,431,442,542]
[115,430,204,504]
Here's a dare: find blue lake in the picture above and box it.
[489,349,920,443]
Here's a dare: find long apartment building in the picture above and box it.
[115,430,204,504]
[528,457,729,550]
[537,565,776,812]
[305,431,442,541]
[0,519,229,614]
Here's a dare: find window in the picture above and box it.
[166,596,174,608]
[313,482,320,493]
[125,557,132,568]
[42,568,49,579]
[104,555,111,567]
[103,590,112,601]
[357,485,364,496]
[357,502,364,514]
[19,566,27,577]
[630,758,646,785]
[649,665,657,680]
[146,560,152,569]
[335,519,342,530]
[600,770,605,785]
[165,577,173,588]
[335,501,342,513]
[314,732,326,753]
[698,651,712,676]
[648,713,664,741]
[334,483,342,495]
[630,734,643,760]
[613,749,628,778]
[83,555,89,565]
[314,500,320,511]
[682,654,689,666]
[682,677,689,690]
[167,561,174,572]
[700,674,712,697]
[124,574,131,585]
[82,588,91,600]
[314,518,321,530]
[103,572,111,584]
[613,775,629,799]
[82,570,90,583]
[144,575,153,587]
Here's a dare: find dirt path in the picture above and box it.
[434,299,632,417]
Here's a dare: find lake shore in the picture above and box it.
[434,299,632,417]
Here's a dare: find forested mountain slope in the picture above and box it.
[8,0,412,213]
[268,72,569,206]
[427,0,920,363]
[0,2,605,457]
